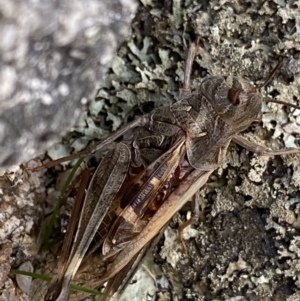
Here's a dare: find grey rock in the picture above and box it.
[0,0,137,169]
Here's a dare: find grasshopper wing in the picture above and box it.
[102,137,186,257]
[88,168,214,291]
[44,142,131,301]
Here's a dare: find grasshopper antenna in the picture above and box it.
[258,58,283,89]
[258,58,300,110]
[263,98,300,110]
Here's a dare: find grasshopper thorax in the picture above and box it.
[200,76,263,133]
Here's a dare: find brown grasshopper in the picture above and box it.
[29,38,300,301]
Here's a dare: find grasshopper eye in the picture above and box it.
[228,88,242,106]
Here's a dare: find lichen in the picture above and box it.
[2,0,300,300]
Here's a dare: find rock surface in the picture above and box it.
[2,0,300,301]
[0,0,137,169]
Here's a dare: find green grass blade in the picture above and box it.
[10,269,104,296]
[42,156,85,250]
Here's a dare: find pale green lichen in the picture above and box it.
[4,0,300,300]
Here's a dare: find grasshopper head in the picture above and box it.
[200,76,262,133]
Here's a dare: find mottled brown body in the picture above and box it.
[29,41,300,301]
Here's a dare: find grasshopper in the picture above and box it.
[29,38,300,301]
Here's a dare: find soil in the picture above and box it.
[1,1,300,300]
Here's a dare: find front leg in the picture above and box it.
[233,135,300,156]
[180,36,201,100]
